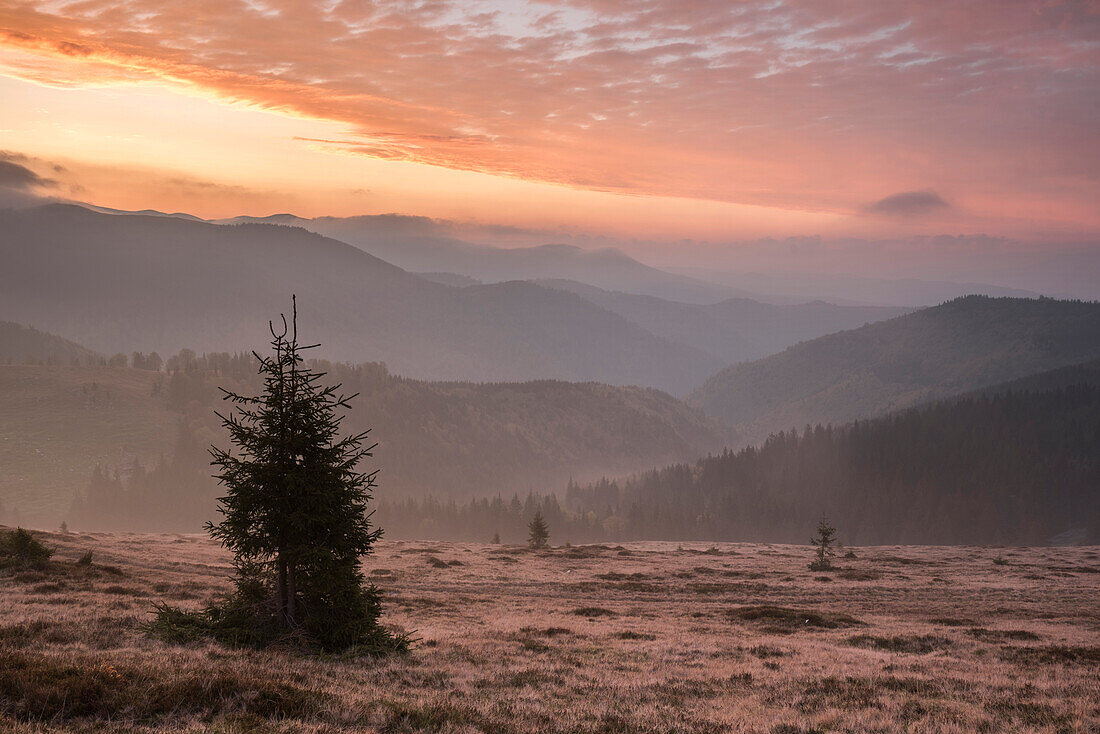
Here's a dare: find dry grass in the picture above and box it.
[2,530,1099,733]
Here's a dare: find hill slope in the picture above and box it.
[0,364,178,525]
[0,359,731,528]
[691,295,1100,437]
[0,321,99,365]
[0,205,720,393]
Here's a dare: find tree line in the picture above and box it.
[63,345,720,532]
[64,349,1100,545]
[68,422,217,532]
[377,384,1100,546]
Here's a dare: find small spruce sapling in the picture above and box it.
[809,517,837,571]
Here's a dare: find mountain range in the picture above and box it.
[81,204,1091,307]
[0,204,728,394]
[217,213,752,305]
[1,204,921,395]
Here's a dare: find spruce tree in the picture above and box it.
[809,516,837,571]
[528,511,549,549]
[150,297,405,653]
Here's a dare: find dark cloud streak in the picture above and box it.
[864,191,951,218]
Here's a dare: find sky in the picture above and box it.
[0,0,1098,253]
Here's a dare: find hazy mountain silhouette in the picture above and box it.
[0,204,721,393]
[82,203,205,221]
[671,267,1049,307]
[415,272,484,288]
[534,279,909,365]
[219,213,754,304]
[691,295,1100,440]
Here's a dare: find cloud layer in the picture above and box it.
[0,150,64,207]
[0,151,57,191]
[0,0,1097,229]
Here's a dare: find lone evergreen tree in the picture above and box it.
[809,516,837,571]
[528,511,549,549]
[148,297,405,653]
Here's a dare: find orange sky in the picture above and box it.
[1,0,1098,243]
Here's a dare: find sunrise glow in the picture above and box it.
[2,0,1097,244]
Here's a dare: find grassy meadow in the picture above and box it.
[1,529,1098,733]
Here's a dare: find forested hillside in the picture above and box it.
[380,365,1100,545]
[0,350,730,528]
[691,295,1100,440]
[0,363,176,525]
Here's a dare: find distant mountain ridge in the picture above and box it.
[691,295,1100,440]
[669,267,1051,307]
[68,203,1083,308]
[217,213,754,304]
[534,280,910,365]
[0,204,723,393]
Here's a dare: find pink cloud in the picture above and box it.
[0,0,1097,231]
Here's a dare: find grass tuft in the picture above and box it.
[846,634,953,654]
[837,569,880,581]
[966,627,1041,643]
[570,606,616,618]
[727,606,863,633]
[997,645,1100,665]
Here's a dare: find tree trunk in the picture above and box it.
[277,555,289,627]
[286,563,297,626]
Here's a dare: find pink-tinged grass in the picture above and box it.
[2,530,1098,732]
